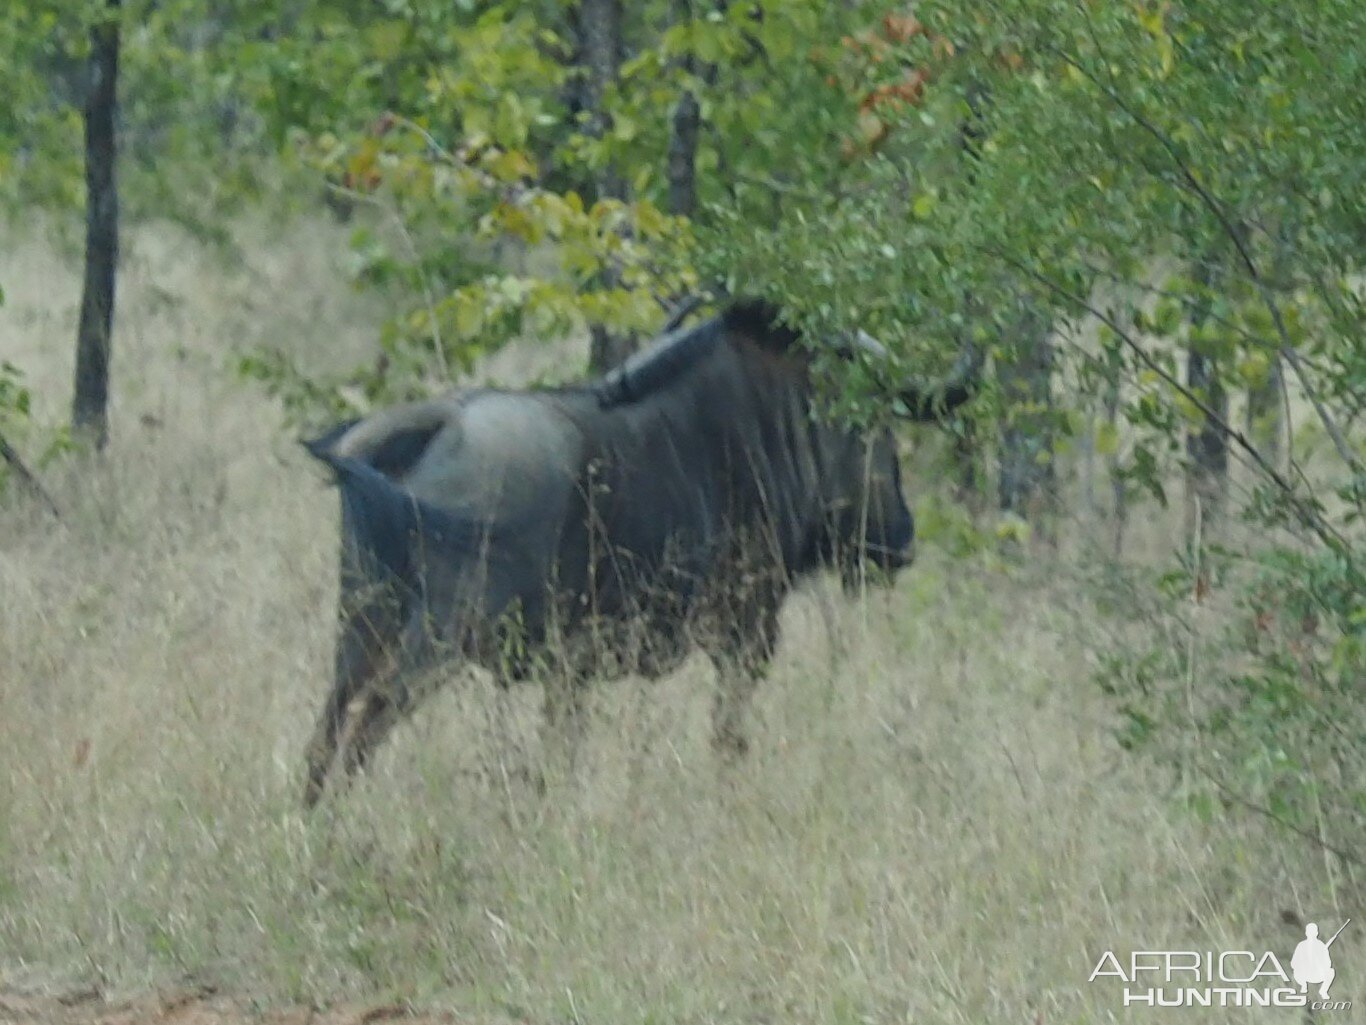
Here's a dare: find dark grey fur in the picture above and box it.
[302,301,969,806]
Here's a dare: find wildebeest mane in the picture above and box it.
[594,300,800,408]
[719,300,801,350]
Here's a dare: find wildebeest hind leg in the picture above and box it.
[304,606,440,807]
[539,670,587,787]
[334,610,449,792]
[303,600,397,808]
[333,688,403,786]
[711,665,762,760]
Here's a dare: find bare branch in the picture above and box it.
[662,294,706,332]
[1279,343,1365,478]
[1199,768,1361,868]
[0,433,61,519]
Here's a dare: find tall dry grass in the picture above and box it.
[0,219,1356,1022]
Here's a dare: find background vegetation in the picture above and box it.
[0,0,1361,1019]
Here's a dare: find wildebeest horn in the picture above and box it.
[852,330,890,359]
[839,330,981,422]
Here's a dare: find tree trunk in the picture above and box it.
[667,89,700,217]
[578,0,634,373]
[1246,357,1284,470]
[997,304,1055,530]
[1103,372,1127,558]
[589,323,636,372]
[1248,219,1292,472]
[959,80,989,178]
[1185,260,1229,536]
[949,81,989,507]
[579,0,624,203]
[72,0,122,450]
[952,421,983,513]
[666,0,702,218]
[1185,348,1228,529]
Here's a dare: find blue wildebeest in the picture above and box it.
[301,301,976,806]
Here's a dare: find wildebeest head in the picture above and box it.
[808,319,980,588]
[820,424,916,588]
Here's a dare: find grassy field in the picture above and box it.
[0,220,1356,1023]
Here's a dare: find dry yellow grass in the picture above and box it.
[0,219,1357,1023]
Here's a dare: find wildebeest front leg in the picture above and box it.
[709,602,779,760]
[539,669,588,785]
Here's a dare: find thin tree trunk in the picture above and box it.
[589,323,635,372]
[668,90,700,217]
[579,0,624,203]
[1185,347,1227,530]
[72,0,122,450]
[998,304,1055,532]
[1080,408,1096,515]
[1247,218,1292,472]
[579,0,635,372]
[959,80,989,175]
[666,0,701,218]
[1185,259,1229,537]
[952,421,982,512]
[1102,367,1127,558]
[949,80,989,507]
[1246,356,1284,470]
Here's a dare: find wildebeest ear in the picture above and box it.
[722,300,803,353]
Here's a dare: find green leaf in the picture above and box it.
[1096,420,1120,457]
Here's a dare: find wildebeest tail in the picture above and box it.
[304,439,479,589]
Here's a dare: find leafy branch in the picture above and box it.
[988,245,1350,555]
[1049,42,1365,481]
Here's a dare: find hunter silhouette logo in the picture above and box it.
[1089,918,1352,1010]
[1292,920,1349,1000]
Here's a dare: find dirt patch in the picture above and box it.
[0,990,510,1025]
